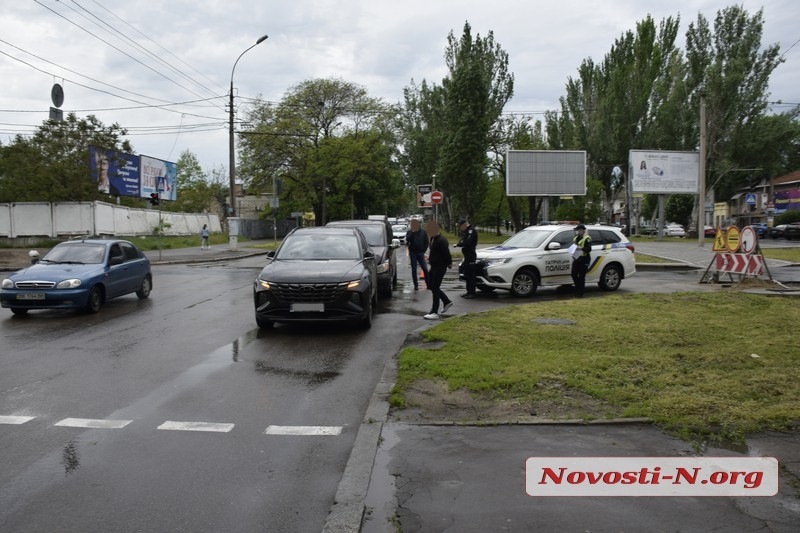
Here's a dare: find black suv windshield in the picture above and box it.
[276,234,361,260]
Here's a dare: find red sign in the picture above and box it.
[431,190,443,204]
[715,253,764,275]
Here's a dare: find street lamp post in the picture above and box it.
[229,34,268,248]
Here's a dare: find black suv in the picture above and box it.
[253,226,377,329]
[326,219,399,297]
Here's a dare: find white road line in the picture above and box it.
[157,421,235,433]
[54,418,132,429]
[0,415,36,425]
[265,425,343,436]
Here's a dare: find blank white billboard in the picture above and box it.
[506,150,586,196]
[629,150,699,194]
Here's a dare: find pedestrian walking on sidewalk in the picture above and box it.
[200,224,210,250]
[423,220,453,320]
[405,219,429,290]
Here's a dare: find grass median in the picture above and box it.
[391,291,800,444]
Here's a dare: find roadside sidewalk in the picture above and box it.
[143,240,271,265]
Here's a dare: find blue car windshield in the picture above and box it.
[276,235,361,260]
[42,243,106,264]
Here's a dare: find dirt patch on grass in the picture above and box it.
[391,379,625,424]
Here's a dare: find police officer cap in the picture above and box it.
[575,224,586,230]
[457,218,468,225]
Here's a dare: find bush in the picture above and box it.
[775,209,800,225]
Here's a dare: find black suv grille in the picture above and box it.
[270,282,347,303]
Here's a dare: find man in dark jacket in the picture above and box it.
[405,219,429,290]
[423,220,453,320]
[455,218,478,298]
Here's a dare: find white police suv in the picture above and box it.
[469,224,636,297]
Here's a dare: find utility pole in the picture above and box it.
[698,92,707,246]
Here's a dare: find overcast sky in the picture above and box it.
[1,0,798,175]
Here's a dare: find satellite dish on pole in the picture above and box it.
[51,84,64,108]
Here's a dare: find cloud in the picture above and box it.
[1,0,798,174]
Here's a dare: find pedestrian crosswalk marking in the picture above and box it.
[157,421,235,433]
[2,415,344,436]
[0,415,36,425]
[265,425,343,436]
[54,418,132,429]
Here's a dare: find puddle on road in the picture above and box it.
[253,363,338,386]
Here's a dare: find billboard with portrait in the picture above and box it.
[89,147,141,198]
[629,150,699,194]
[140,155,177,201]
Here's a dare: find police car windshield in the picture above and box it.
[501,229,552,249]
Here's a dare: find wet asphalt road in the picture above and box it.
[0,257,419,532]
[1,247,798,532]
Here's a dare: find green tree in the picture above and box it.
[0,114,132,202]
[665,194,695,227]
[486,115,547,231]
[164,149,223,214]
[396,79,446,190]
[238,78,400,224]
[685,6,784,199]
[438,22,514,224]
[547,16,681,219]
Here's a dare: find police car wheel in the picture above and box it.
[511,268,538,298]
[599,264,622,291]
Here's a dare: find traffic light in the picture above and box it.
[150,192,160,206]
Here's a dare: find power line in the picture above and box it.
[33,0,212,103]
[67,0,225,111]
[0,48,224,121]
[89,0,228,97]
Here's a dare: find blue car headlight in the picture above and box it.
[56,279,82,289]
[1,279,14,289]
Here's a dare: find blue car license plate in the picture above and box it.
[17,293,45,300]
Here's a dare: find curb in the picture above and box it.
[322,350,397,533]
[635,262,700,271]
[148,250,269,265]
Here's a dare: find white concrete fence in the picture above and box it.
[0,201,221,239]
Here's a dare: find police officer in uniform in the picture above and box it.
[456,218,478,298]
[571,224,592,297]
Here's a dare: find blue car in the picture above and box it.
[1,239,152,315]
[749,223,768,238]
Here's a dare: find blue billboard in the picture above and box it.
[89,147,141,198]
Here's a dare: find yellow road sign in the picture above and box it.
[726,226,741,253]
[712,228,726,251]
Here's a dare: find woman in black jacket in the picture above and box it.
[423,220,453,319]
